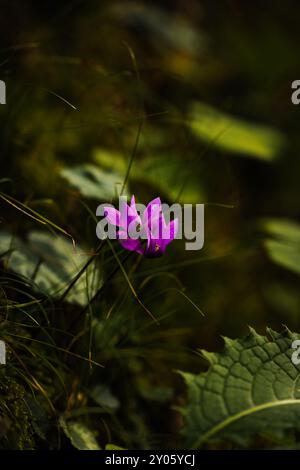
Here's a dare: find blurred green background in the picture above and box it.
[0,0,300,449]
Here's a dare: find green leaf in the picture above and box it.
[263,218,300,244]
[188,102,284,161]
[88,384,120,410]
[265,240,300,276]
[60,164,125,199]
[60,418,101,450]
[0,230,102,305]
[262,218,300,276]
[179,328,300,448]
[105,444,126,450]
[139,383,173,402]
[93,148,203,203]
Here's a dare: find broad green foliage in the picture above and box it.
[262,218,300,276]
[60,418,101,450]
[188,102,284,160]
[94,148,203,203]
[60,164,125,200]
[0,231,101,305]
[179,328,300,448]
[0,0,298,452]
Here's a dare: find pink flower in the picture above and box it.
[104,196,178,257]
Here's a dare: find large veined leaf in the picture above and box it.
[93,148,203,203]
[188,102,284,161]
[262,218,300,276]
[60,164,126,199]
[179,328,300,448]
[60,418,101,450]
[0,230,101,305]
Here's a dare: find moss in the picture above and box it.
[0,375,34,449]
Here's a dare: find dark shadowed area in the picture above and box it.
[0,0,300,450]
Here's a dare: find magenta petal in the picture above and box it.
[130,194,136,208]
[164,218,178,242]
[144,236,166,258]
[129,195,141,224]
[148,197,161,207]
[142,197,162,232]
[104,207,121,226]
[159,218,178,251]
[119,201,130,228]
[146,197,161,218]
[108,196,176,258]
[145,217,178,257]
[119,237,144,255]
[120,196,141,229]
